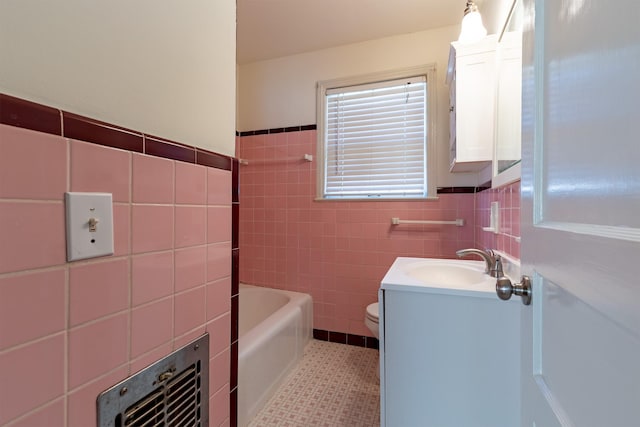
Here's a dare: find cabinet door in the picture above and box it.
[448,80,457,168]
[454,51,495,164]
[381,289,519,427]
[495,32,522,173]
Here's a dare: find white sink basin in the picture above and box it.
[381,257,497,298]
[405,262,487,286]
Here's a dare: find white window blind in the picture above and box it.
[323,76,428,199]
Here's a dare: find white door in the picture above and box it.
[519,0,640,425]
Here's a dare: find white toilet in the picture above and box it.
[364,302,380,379]
[364,302,379,339]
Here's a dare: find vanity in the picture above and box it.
[378,257,520,427]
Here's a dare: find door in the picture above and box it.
[520,0,640,425]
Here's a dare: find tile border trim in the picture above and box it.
[437,186,480,194]
[237,124,317,137]
[313,329,379,350]
[236,126,489,196]
[0,93,232,171]
[476,181,493,192]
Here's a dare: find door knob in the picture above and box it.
[496,275,532,305]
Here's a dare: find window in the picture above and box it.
[317,65,437,200]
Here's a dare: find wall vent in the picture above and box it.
[97,333,209,427]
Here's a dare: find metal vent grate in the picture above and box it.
[98,334,209,427]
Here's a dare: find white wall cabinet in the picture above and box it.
[379,282,520,426]
[446,36,497,172]
[494,30,523,182]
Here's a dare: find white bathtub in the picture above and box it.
[238,284,313,427]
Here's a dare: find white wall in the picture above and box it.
[238,25,486,187]
[0,0,236,156]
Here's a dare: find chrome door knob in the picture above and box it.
[496,275,532,305]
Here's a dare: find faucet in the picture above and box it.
[455,248,503,277]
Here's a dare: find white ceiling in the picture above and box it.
[237,0,466,64]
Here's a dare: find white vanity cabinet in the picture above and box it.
[446,36,497,172]
[379,257,520,427]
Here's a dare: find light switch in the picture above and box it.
[65,192,114,261]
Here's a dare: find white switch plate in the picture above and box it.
[490,201,500,234]
[65,192,114,261]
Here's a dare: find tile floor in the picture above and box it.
[248,339,380,427]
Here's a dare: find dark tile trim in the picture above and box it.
[145,135,196,163]
[477,181,493,192]
[0,93,62,136]
[232,204,239,249]
[437,185,497,194]
[312,329,329,341]
[238,129,259,137]
[366,337,380,350]
[437,187,477,194]
[313,329,379,350]
[232,159,240,203]
[329,331,347,344]
[231,294,239,344]
[230,388,238,427]
[1,93,234,172]
[196,149,232,171]
[230,341,238,390]
[63,111,144,152]
[231,249,239,297]
[237,124,316,137]
[346,334,366,347]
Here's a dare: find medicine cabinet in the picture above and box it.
[446,35,498,172]
[493,0,523,187]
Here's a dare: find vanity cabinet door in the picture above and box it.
[379,289,519,427]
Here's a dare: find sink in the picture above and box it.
[381,257,497,298]
[405,262,487,286]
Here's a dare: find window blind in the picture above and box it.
[323,76,427,199]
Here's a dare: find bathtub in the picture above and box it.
[238,284,313,427]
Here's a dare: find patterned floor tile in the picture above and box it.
[247,340,380,427]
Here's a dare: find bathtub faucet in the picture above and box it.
[455,248,502,277]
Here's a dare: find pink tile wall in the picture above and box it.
[474,181,521,260]
[237,130,477,337]
[0,124,232,426]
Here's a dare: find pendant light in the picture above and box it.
[458,0,487,43]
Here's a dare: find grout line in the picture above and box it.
[0,330,66,356]
[63,266,70,410]
[126,254,133,376]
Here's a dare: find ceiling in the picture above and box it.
[237,0,466,64]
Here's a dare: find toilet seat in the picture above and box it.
[365,302,379,324]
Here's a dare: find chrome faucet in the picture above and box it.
[455,248,503,277]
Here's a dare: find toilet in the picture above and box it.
[364,302,379,338]
[364,302,380,379]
